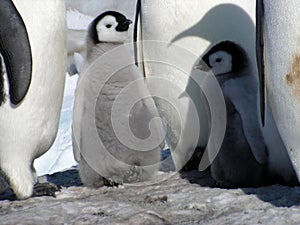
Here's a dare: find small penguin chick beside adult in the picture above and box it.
[72,11,165,187]
[194,41,271,188]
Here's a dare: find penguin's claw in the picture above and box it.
[103,178,120,187]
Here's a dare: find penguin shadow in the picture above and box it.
[172,3,255,188]
[179,147,215,187]
[241,185,300,207]
[180,159,300,207]
[171,3,300,207]
[171,3,255,58]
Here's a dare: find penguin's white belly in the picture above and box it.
[139,0,256,169]
[0,0,67,160]
[263,1,300,177]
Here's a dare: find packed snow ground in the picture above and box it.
[1,169,300,224]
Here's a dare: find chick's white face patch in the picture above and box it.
[209,50,232,75]
[96,15,129,43]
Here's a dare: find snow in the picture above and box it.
[67,9,93,30]
[2,170,300,224]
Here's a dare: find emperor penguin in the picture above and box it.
[194,41,270,187]
[135,1,259,171]
[256,0,300,182]
[0,0,66,199]
[72,11,165,187]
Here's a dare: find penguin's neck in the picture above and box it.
[86,41,123,63]
[216,73,233,86]
[95,42,122,55]
[217,63,253,86]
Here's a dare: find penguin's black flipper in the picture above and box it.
[0,0,32,105]
[256,0,266,126]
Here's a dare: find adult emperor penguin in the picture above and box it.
[256,0,300,181]
[72,11,165,187]
[194,41,270,187]
[136,1,259,171]
[0,1,66,199]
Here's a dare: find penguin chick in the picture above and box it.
[195,41,271,187]
[72,11,164,187]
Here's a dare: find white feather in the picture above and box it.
[0,0,66,199]
[139,0,255,170]
[262,0,300,180]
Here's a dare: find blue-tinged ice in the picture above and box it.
[34,74,79,176]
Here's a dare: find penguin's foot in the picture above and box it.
[124,165,142,183]
[32,182,61,197]
[103,178,120,187]
[2,165,35,199]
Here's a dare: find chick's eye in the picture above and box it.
[216,58,222,63]
[106,24,112,28]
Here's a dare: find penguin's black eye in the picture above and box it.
[106,24,112,28]
[216,58,222,63]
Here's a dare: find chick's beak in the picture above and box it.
[124,19,132,25]
[116,19,133,32]
[193,60,210,72]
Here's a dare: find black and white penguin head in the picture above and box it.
[89,11,132,44]
[195,41,248,76]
